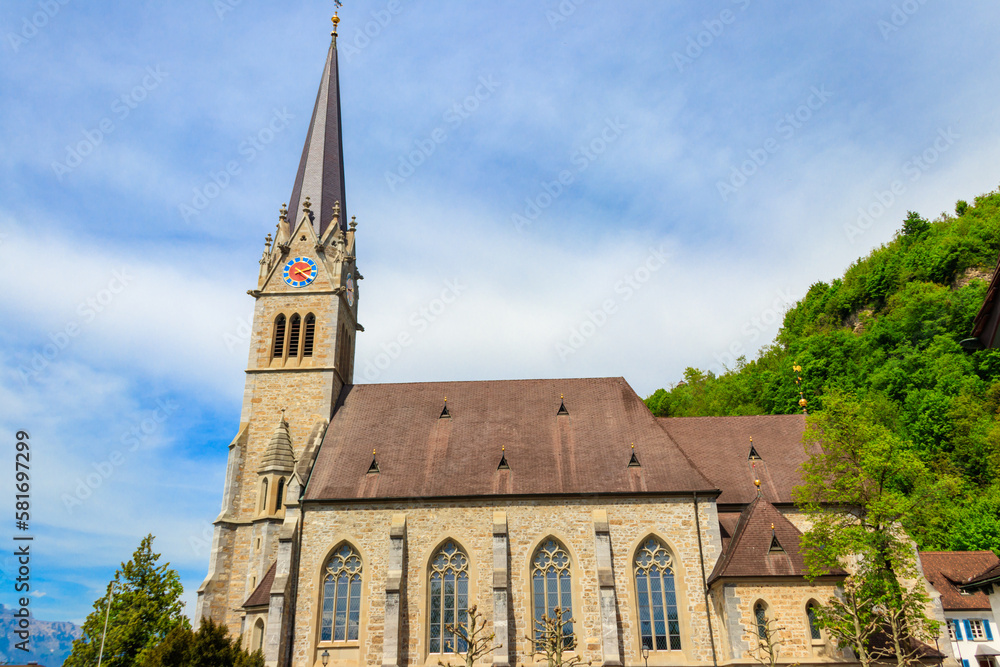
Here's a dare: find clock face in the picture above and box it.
[283,257,318,288]
[346,274,355,306]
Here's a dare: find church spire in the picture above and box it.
[287,11,347,237]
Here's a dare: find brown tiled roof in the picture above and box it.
[243,562,276,609]
[920,551,999,610]
[718,512,741,553]
[967,559,1000,587]
[304,378,718,501]
[657,414,812,505]
[868,632,946,661]
[708,497,846,583]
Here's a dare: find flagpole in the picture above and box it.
[97,578,116,667]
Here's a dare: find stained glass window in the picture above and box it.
[532,539,573,646]
[755,602,768,640]
[429,542,469,654]
[320,545,362,642]
[634,538,681,651]
[807,602,821,640]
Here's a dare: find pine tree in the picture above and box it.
[64,534,189,667]
[142,618,264,667]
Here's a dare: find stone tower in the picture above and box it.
[195,13,361,639]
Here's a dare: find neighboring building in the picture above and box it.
[194,13,952,667]
[964,254,1000,350]
[922,552,1000,667]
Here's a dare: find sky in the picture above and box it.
[1,0,1000,628]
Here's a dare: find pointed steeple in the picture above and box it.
[288,12,348,238]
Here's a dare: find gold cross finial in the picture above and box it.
[331,5,341,36]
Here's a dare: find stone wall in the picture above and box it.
[291,496,726,667]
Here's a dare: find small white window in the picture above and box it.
[949,622,956,641]
[970,619,986,640]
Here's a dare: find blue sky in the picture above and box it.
[1,0,1000,626]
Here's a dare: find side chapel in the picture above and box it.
[195,11,954,667]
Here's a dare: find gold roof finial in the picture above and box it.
[793,363,808,414]
[331,11,340,36]
[631,442,635,450]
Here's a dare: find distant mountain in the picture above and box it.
[0,605,81,667]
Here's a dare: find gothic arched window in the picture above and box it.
[275,478,285,512]
[754,601,769,640]
[806,601,821,640]
[302,314,316,357]
[532,539,573,645]
[288,314,302,358]
[272,315,286,358]
[252,618,265,652]
[428,542,469,654]
[258,478,268,513]
[634,537,681,651]
[320,544,362,642]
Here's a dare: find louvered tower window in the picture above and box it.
[428,542,469,654]
[272,315,286,358]
[303,314,316,357]
[320,545,363,642]
[288,314,301,357]
[634,538,681,650]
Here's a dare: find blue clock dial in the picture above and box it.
[283,257,318,288]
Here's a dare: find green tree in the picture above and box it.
[793,391,939,667]
[901,211,929,238]
[142,618,264,667]
[65,534,189,667]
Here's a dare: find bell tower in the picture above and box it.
[196,10,362,643]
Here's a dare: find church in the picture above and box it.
[194,12,952,667]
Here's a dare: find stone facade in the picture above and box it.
[291,497,727,667]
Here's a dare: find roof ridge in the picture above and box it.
[346,376,627,388]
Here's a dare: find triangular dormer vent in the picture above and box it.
[497,447,510,471]
[769,525,783,553]
[628,444,641,468]
[557,395,569,416]
[367,449,379,475]
[440,398,451,419]
[748,438,762,461]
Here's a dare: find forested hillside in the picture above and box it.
[646,189,1000,553]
